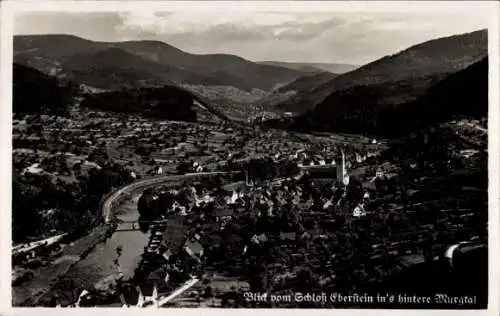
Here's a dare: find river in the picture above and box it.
[62,192,148,291]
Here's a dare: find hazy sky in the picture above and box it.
[14,5,491,65]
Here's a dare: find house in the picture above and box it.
[376,169,384,178]
[162,249,173,261]
[399,255,426,269]
[459,149,479,159]
[215,209,234,221]
[153,166,163,175]
[322,199,334,210]
[195,193,214,207]
[74,289,91,307]
[356,152,367,163]
[184,240,204,260]
[376,162,400,179]
[23,163,44,175]
[251,233,268,245]
[363,177,377,191]
[318,276,335,287]
[226,190,239,205]
[353,204,366,217]
[215,209,234,230]
[280,232,296,241]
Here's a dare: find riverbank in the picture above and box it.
[13,178,132,306]
[12,223,116,306]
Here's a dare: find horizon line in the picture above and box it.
[12,32,363,66]
[12,28,488,67]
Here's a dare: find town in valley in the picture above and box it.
[8,4,491,310]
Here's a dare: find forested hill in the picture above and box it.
[275,29,487,114]
[80,86,228,123]
[268,56,488,137]
[14,34,307,91]
[13,63,76,116]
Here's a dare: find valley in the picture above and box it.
[10,25,490,310]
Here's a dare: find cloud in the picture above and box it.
[115,12,348,44]
[14,12,124,41]
[273,18,343,41]
[116,11,342,38]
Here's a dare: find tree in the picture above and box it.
[203,286,214,299]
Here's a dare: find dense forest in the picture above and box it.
[275,57,488,137]
[275,30,487,114]
[80,86,198,121]
[13,63,76,116]
[12,162,134,243]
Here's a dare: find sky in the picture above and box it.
[13,4,492,65]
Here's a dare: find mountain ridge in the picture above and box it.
[257,61,358,74]
[14,34,308,91]
[283,56,488,137]
[275,29,488,114]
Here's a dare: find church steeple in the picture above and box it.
[335,146,349,186]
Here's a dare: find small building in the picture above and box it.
[353,204,366,217]
[153,166,163,175]
[251,233,268,245]
[214,209,234,230]
[375,162,400,179]
[162,249,173,261]
[280,232,296,241]
[363,177,377,191]
[215,209,234,221]
[184,240,204,260]
[376,169,384,178]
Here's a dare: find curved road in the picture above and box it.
[102,171,234,224]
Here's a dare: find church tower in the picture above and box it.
[335,148,349,186]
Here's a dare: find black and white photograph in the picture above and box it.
[1,0,499,313]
